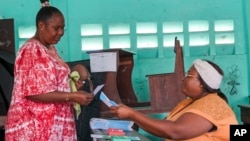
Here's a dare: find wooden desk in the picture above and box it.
[238,105,250,124]
[91,129,151,141]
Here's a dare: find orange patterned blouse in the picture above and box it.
[166,93,238,141]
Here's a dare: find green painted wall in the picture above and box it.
[1,0,250,140]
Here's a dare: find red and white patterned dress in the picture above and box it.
[5,39,77,141]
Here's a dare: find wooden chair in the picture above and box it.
[144,37,186,114]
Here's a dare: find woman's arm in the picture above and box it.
[26,91,94,105]
[110,104,213,140]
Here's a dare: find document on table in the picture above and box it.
[99,91,117,107]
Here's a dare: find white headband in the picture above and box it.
[193,59,222,89]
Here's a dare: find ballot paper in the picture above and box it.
[93,84,105,96]
[99,91,118,107]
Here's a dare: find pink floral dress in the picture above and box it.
[5,39,77,141]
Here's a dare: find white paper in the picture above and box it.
[90,52,117,72]
[93,84,105,96]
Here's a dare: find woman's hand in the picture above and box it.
[109,104,134,119]
[72,91,94,105]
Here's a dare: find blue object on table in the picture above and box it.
[90,118,134,131]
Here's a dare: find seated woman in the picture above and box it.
[110,59,238,141]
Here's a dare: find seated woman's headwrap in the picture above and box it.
[193,59,222,89]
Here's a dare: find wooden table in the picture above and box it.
[238,105,250,124]
[91,129,151,141]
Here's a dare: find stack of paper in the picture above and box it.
[90,118,134,131]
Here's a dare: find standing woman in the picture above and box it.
[5,4,94,141]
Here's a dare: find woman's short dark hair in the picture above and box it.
[35,6,63,28]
